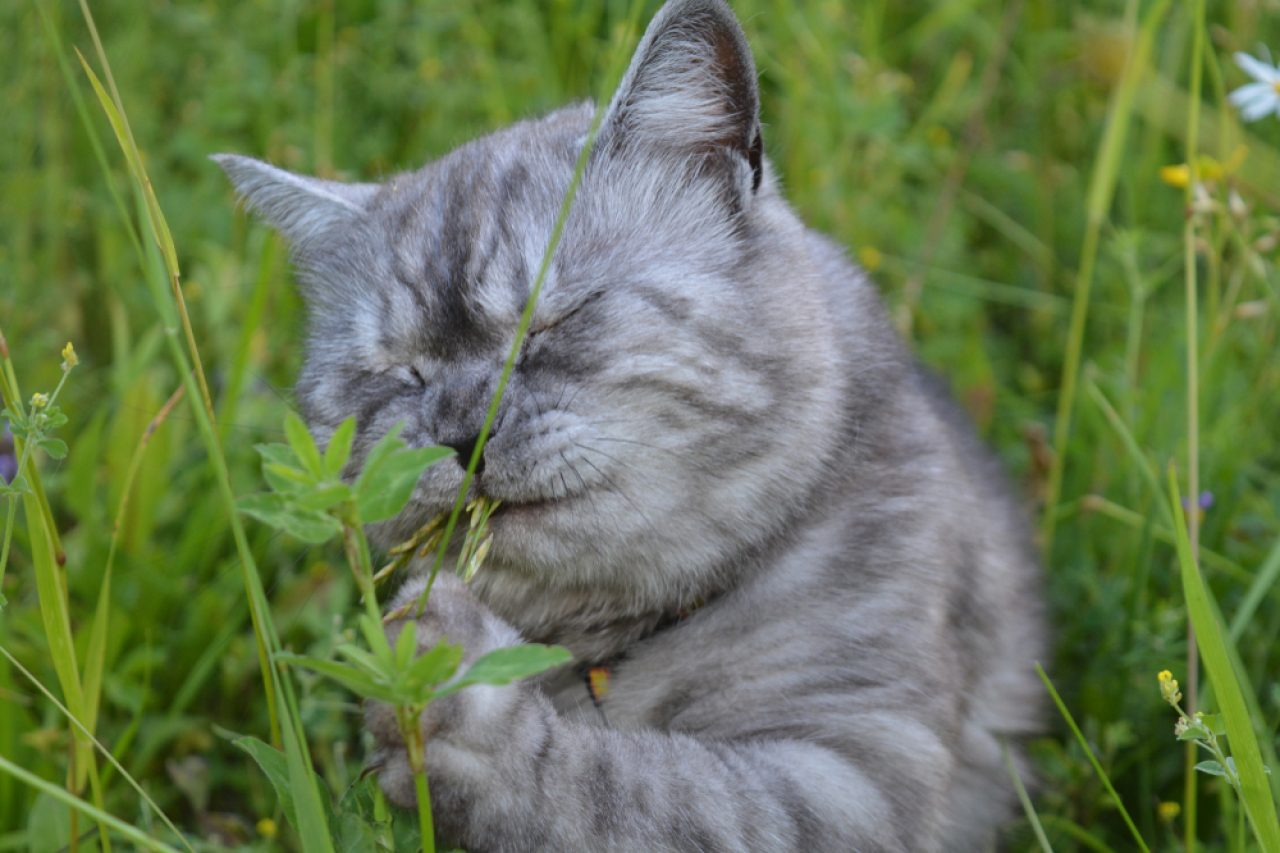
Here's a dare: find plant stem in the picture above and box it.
[1040,0,1173,552]
[341,516,383,629]
[416,0,648,615]
[343,512,437,848]
[398,705,435,853]
[1182,2,1206,846]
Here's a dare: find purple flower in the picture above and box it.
[0,423,14,485]
[1181,490,1214,512]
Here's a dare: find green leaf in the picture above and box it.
[42,410,68,429]
[1195,760,1228,778]
[335,642,393,679]
[324,417,357,478]
[255,442,299,469]
[232,735,300,828]
[1199,712,1228,737]
[27,792,71,853]
[293,482,354,512]
[263,462,312,494]
[38,438,68,459]
[275,652,399,704]
[402,641,464,697]
[1169,467,1280,848]
[440,644,571,696]
[356,444,453,523]
[279,508,341,546]
[278,689,338,853]
[357,612,393,659]
[394,619,419,670]
[285,411,323,477]
[238,493,342,544]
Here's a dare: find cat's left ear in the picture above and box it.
[600,0,763,192]
[211,154,378,249]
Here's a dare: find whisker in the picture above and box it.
[573,451,662,538]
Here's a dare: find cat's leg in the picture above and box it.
[367,575,942,852]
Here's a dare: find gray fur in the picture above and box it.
[217,1,1043,849]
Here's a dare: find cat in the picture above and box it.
[215,0,1045,849]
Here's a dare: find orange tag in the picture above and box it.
[587,666,611,703]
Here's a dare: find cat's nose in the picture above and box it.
[441,433,485,475]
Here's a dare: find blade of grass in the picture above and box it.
[1035,663,1150,853]
[1181,3,1207,843]
[76,43,286,748]
[418,0,648,608]
[1228,536,1280,643]
[1084,378,1172,527]
[0,646,193,853]
[82,386,184,737]
[1040,0,1173,552]
[72,5,335,848]
[0,334,108,848]
[1037,815,1118,853]
[0,756,180,853]
[30,0,144,266]
[1079,495,1247,585]
[1001,739,1053,852]
[218,234,279,442]
[1087,375,1280,795]
[1167,466,1280,849]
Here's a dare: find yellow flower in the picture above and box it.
[256,817,277,839]
[1159,165,1190,188]
[1158,670,1182,706]
[1160,148,1249,190]
[61,341,78,370]
[1158,801,1181,822]
[29,392,49,410]
[858,246,883,272]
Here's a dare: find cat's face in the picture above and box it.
[217,0,847,604]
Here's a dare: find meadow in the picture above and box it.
[2,0,1280,850]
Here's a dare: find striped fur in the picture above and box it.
[217,1,1044,849]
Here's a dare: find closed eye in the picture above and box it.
[389,364,428,389]
[527,289,604,337]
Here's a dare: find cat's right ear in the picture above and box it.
[212,154,377,248]
[599,0,762,191]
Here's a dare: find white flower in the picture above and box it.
[1229,49,1280,122]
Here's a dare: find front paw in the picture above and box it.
[365,572,526,810]
[382,571,520,660]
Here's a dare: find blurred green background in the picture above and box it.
[2,0,1279,849]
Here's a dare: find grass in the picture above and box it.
[1,0,1279,849]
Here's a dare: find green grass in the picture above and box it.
[1,0,1279,849]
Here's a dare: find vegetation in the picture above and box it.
[1,0,1278,849]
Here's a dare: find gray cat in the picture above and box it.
[216,0,1044,849]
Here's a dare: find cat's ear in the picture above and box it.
[212,154,377,247]
[601,0,762,190]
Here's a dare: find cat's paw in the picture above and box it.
[381,571,519,660]
[365,572,531,811]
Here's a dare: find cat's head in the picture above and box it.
[216,0,847,606]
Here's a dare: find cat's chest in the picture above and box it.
[533,618,758,736]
